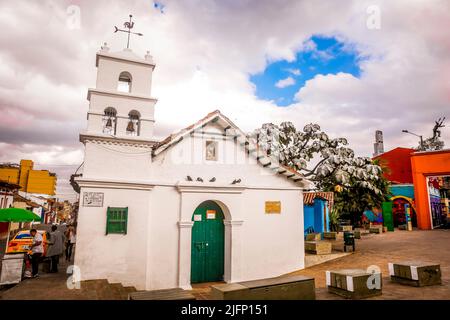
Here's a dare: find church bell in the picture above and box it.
[127,120,135,132]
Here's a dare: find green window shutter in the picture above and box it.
[106,207,128,235]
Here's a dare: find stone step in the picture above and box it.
[79,279,137,300]
[110,283,132,300]
[81,279,109,291]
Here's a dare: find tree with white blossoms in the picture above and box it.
[250,122,391,224]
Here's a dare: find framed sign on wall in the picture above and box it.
[265,201,281,214]
[83,192,104,207]
[206,210,216,219]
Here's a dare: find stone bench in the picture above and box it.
[210,275,315,300]
[339,225,353,232]
[323,232,343,240]
[128,288,196,300]
[305,233,321,241]
[305,241,332,255]
[369,225,383,234]
[326,269,382,299]
[389,261,441,287]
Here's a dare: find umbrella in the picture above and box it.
[0,208,41,252]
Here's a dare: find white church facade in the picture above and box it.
[75,44,309,290]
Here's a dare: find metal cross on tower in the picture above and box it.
[114,14,143,49]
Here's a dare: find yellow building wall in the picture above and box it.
[27,170,56,195]
[19,160,33,191]
[0,168,20,184]
[0,160,56,195]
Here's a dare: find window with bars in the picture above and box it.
[106,207,128,235]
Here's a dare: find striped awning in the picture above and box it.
[303,191,334,208]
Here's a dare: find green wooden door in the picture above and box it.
[382,201,394,231]
[191,201,225,283]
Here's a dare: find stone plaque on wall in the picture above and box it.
[83,192,104,207]
[265,201,281,214]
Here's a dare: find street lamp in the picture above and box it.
[402,129,424,151]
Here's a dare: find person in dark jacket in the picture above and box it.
[47,225,65,273]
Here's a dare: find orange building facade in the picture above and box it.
[411,149,450,229]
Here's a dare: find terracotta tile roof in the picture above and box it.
[303,191,334,208]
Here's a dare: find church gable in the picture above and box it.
[152,111,309,188]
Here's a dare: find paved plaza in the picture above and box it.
[192,229,450,300]
[1,229,449,300]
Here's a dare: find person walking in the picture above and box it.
[47,225,65,273]
[30,229,43,278]
[65,225,76,262]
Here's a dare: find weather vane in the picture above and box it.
[114,14,143,49]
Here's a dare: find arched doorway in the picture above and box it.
[392,197,417,227]
[191,200,225,283]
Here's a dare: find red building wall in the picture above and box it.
[373,147,414,183]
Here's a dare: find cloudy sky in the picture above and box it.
[0,0,449,201]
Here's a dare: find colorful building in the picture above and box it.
[303,192,333,236]
[375,147,450,230]
[374,147,414,184]
[0,181,21,239]
[373,148,417,228]
[0,160,57,195]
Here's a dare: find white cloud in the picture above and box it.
[275,76,296,88]
[286,68,301,76]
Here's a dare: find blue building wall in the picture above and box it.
[390,184,415,199]
[304,198,329,236]
[304,205,315,235]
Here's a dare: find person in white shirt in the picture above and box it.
[30,229,44,277]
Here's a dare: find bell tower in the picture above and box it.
[79,42,157,181]
[85,43,157,139]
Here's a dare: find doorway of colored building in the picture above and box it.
[411,150,450,229]
[392,198,417,227]
[191,200,225,283]
[427,176,449,228]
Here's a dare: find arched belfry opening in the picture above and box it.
[103,107,117,135]
[117,71,132,93]
[126,110,141,136]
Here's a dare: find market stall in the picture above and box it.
[0,208,41,285]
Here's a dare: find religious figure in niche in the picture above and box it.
[205,141,218,161]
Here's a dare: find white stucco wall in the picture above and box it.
[238,189,304,281]
[75,187,151,289]
[96,53,154,96]
[82,141,152,181]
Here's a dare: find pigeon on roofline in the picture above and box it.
[197,177,204,182]
[209,177,216,182]
[231,178,241,184]
[186,176,193,181]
